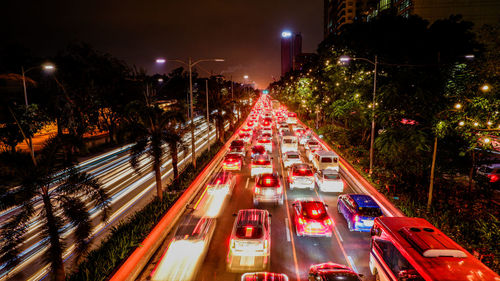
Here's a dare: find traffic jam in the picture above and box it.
[149,95,499,281]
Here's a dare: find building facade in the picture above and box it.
[324,0,375,38]
[369,0,500,27]
[281,32,303,76]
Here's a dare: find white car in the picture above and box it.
[227,209,271,272]
[282,151,302,169]
[256,137,273,153]
[299,134,312,145]
[288,163,315,190]
[206,171,236,195]
[315,169,344,192]
[260,128,273,136]
[251,154,273,177]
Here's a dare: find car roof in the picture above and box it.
[291,163,311,169]
[285,151,300,155]
[316,150,338,157]
[254,154,270,160]
[349,194,379,208]
[237,209,267,226]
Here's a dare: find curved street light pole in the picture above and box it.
[156,58,224,169]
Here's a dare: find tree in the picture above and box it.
[126,85,187,200]
[0,136,110,281]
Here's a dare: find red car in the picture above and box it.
[223,153,243,171]
[308,262,362,281]
[292,200,333,237]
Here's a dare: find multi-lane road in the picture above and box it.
[138,107,380,281]
[0,117,223,281]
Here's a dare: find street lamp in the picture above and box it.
[21,63,55,164]
[156,57,224,169]
[339,55,378,175]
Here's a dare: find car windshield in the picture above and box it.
[302,201,328,219]
[209,173,229,185]
[257,176,279,187]
[320,272,361,281]
[225,155,240,162]
[231,140,244,147]
[254,159,271,165]
[324,173,340,179]
[235,226,263,239]
[287,154,299,159]
[321,157,334,163]
[358,207,382,217]
[284,139,293,144]
[308,141,318,146]
[252,146,265,153]
[294,167,313,176]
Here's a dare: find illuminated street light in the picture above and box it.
[158,78,164,83]
[155,57,224,168]
[481,84,490,92]
[339,56,351,63]
[454,103,462,109]
[473,122,479,127]
[243,75,249,79]
[483,137,491,144]
[42,63,55,70]
[465,54,475,59]
[458,121,465,126]
[281,31,292,38]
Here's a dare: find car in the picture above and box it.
[288,163,315,190]
[241,127,254,137]
[251,145,267,159]
[229,140,246,156]
[477,163,500,184]
[247,120,258,129]
[337,194,383,232]
[260,132,273,140]
[251,154,273,177]
[151,215,216,281]
[282,151,302,168]
[257,137,273,153]
[223,153,244,171]
[312,150,339,171]
[227,209,271,272]
[304,140,321,151]
[260,127,273,136]
[241,272,289,281]
[261,117,273,129]
[292,125,304,134]
[239,132,252,144]
[206,171,236,195]
[253,173,283,206]
[280,132,298,154]
[308,262,362,281]
[315,169,344,192]
[278,127,291,137]
[293,200,333,237]
[299,133,312,145]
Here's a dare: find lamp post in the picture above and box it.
[206,78,210,151]
[21,63,55,164]
[339,55,378,175]
[156,58,224,169]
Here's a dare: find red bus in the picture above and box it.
[369,217,499,281]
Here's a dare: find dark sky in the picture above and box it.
[2,0,323,88]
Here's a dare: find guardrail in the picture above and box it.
[109,120,246,281]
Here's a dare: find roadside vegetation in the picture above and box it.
[271,14,499,272]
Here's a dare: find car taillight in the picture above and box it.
[488,174,499,183]
[325,218,333,225]
[298,218,306,225]
[255,187,261,194]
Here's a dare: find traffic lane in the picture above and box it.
[5,126,218,281]
[196,132,296,280]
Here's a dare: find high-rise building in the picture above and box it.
[324,0,375,38]
[368,0,500,27]
[281,31,303,76]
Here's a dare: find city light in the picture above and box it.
[454,103,462,109]
[158,78,164,83]
[42,63,55,70]
[243,75,249,79]
[339,55,351,63]
[481,84,490,92]
[465,54,475,59]
[281,31,292,38]
[458,121,465,126]
[156,58,166,64]
[483,138,491,144]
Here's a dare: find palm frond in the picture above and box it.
[60,196,92,261]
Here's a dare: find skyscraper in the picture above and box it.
[281,31,303,76]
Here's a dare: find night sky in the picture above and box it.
[2,0,323,88]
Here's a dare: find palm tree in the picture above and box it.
[126,87,187,200]
[0,136,110,281]
[210,85,235,142]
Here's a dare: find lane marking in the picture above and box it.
[335,228,344,242]
[245,178,250,189]
[347,256,358,273]
[279,149,301,281]
[285,218,291,242]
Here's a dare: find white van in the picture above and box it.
[280,132,298,153]
[312,150,339,171]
